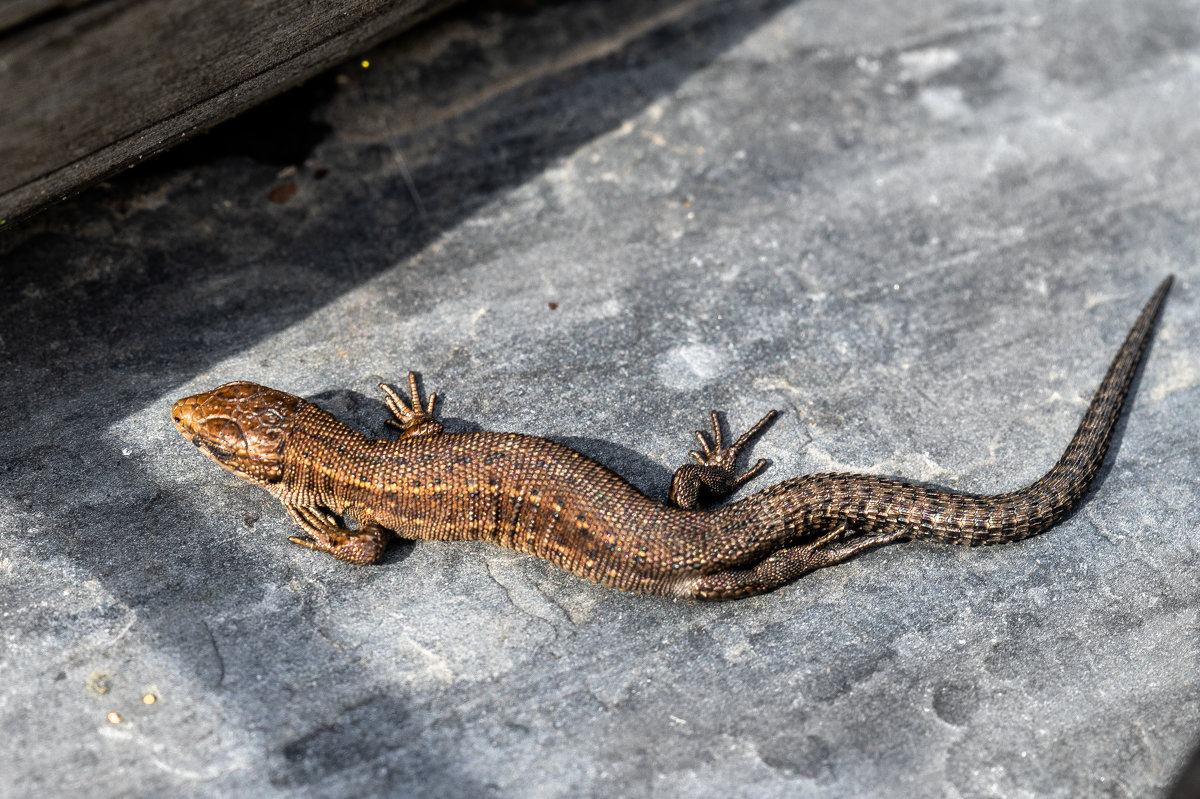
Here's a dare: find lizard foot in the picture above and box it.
[284,504,391,565]
[379,372,444,438]
[669,409,777,509]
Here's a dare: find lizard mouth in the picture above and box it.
[193,438,235,462]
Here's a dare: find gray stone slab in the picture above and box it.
[1,0,1199,796]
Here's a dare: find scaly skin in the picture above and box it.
[172,278,1172,599]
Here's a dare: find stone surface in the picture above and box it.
[2,0,1199,796]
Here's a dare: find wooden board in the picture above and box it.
[0,0,457,227]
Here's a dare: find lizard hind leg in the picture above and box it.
[284,503,391,565]
[690,524,906,599]
[669,409,778,509]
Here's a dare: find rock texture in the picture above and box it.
[1,1,1198,796]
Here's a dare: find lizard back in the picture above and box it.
[278,417,712,593]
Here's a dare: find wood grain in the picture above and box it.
[0,0,457,226]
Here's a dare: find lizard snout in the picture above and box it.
[171,396,202,438]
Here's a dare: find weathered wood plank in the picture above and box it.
[0,0,457,227]
[0,1,101,32]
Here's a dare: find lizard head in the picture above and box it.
[172,382,303,485]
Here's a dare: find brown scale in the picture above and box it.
[172,277,1172,599]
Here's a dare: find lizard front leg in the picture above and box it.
[669,409,777,509]
[379,372,444,438]
[284,503,391,565]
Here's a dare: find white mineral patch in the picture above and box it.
[658,343,726,390]
[899,47,962,82]
[919,86,971,120]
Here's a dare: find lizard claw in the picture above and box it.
[669,409,778,509]
[690,409,777,487]
[379,372,444,438]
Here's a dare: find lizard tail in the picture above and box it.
[1014,274,1173,523]
[722,276,1173,550]
[687,278,1172,598]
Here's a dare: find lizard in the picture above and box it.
[172,277,1172,599]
